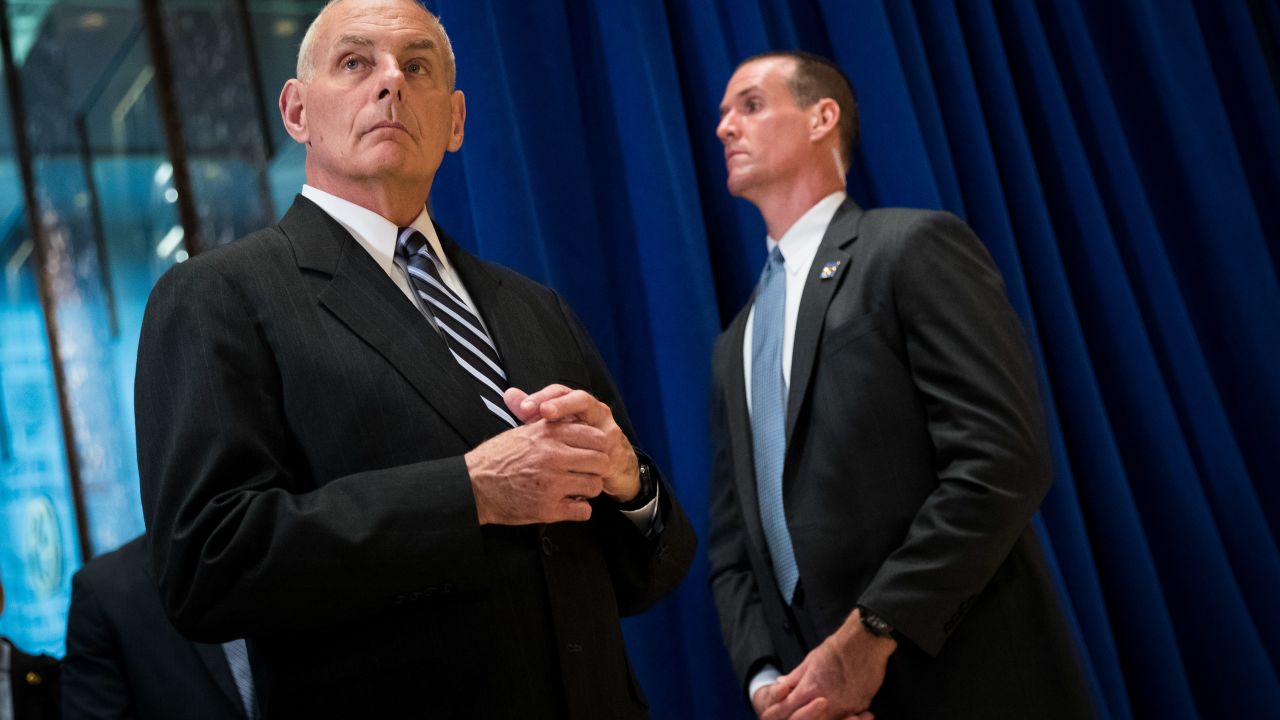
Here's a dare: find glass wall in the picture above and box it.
[0,0,322,655]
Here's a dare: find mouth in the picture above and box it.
[724,149,747,163]
[366,121,408,135]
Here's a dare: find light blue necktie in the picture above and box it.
[751,246,800,604]
[222,639,256,720]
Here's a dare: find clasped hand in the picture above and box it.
[754,611,894,720]
[465,384,640,525]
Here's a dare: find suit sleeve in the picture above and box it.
[705,349,779,695]
[857,211,1052,656]
[61,572,136,720]
[554,292,696,616]
[135,259,488,643]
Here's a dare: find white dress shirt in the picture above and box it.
[299,185,658,526]
[740,190,846,698]
[0,639,13,720]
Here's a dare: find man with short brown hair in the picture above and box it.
[707,51,1093,719]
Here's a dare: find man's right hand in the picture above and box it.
[464,418,611,525]
[753,682,791,718]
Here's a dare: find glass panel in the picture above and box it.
[16,2,155,562]
[0,1,79,657]
[248,0,325,210]
[0,0,319,654]
[162,0,277,247]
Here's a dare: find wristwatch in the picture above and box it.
[614,458,655,511]
[857,606,896,639]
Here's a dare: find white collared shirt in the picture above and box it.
[299,185,658,526]
[300,185,486,328]
[743,191,847,414]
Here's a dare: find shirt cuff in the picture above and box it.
[619,483,660,531]
[748,665,781,700]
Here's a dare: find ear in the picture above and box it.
[809,98,840,145]
[280,79,309,145]
[447,89,466,152]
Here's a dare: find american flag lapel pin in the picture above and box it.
[819,260,841,280]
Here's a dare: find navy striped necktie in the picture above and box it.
[396,226,517,427]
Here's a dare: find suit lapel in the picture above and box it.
[192,642,245,715]
[722,300,768,552]
[785,200,863,447]
[436,226,559,395]
[281,197,504,448]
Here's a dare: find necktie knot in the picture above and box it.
[396,226,432,262]
[769,245,785,266]
[760,245,785,285]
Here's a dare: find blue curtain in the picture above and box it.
[426,1,1280,717]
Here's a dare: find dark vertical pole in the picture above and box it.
[234,0,278,220]
[75,116,121,338]
[0,0,94,564]
[139,0,203,257]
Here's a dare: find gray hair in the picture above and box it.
[295,0,457,89]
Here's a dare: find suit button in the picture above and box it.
[442,582,454,594]
[26,672,42,685]
[566,643,583,654]
[782,621,793,635]
[542,536,555,556]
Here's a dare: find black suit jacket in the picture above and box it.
[5,639,59,720]
[707,200,1093,718]
[134,196,695,718]
[62,536,248,719]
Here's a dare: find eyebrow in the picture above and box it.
[336,34,373,48]
[334,35,437,53]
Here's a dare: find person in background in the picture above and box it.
[62,536,255,719]
[706,50,1094,719]
[0,569,60,719]
[133,1,694,717]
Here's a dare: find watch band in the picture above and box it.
[614,458,655,511]
[857,606,896,639]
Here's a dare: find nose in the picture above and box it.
[376,56,405,102]
[716,112,736,144]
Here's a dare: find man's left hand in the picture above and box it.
[761,609,894,720]
[505,385,641,502]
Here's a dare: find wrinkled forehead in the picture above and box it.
[317,0,442,49]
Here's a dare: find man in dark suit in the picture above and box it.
[62,536,254,719]
[0,572,60,719]
[707,51,1093,719]
[134,1,694,717]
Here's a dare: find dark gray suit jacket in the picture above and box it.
[708,200,1093,718]
[134,196,695,719]
[62,536,248,719]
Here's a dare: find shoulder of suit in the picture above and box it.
[858,207,959,239]
[854,207,977,260]
[153,224,292,290]
[72,536,148,596]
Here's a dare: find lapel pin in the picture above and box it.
[819,260,842,280]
